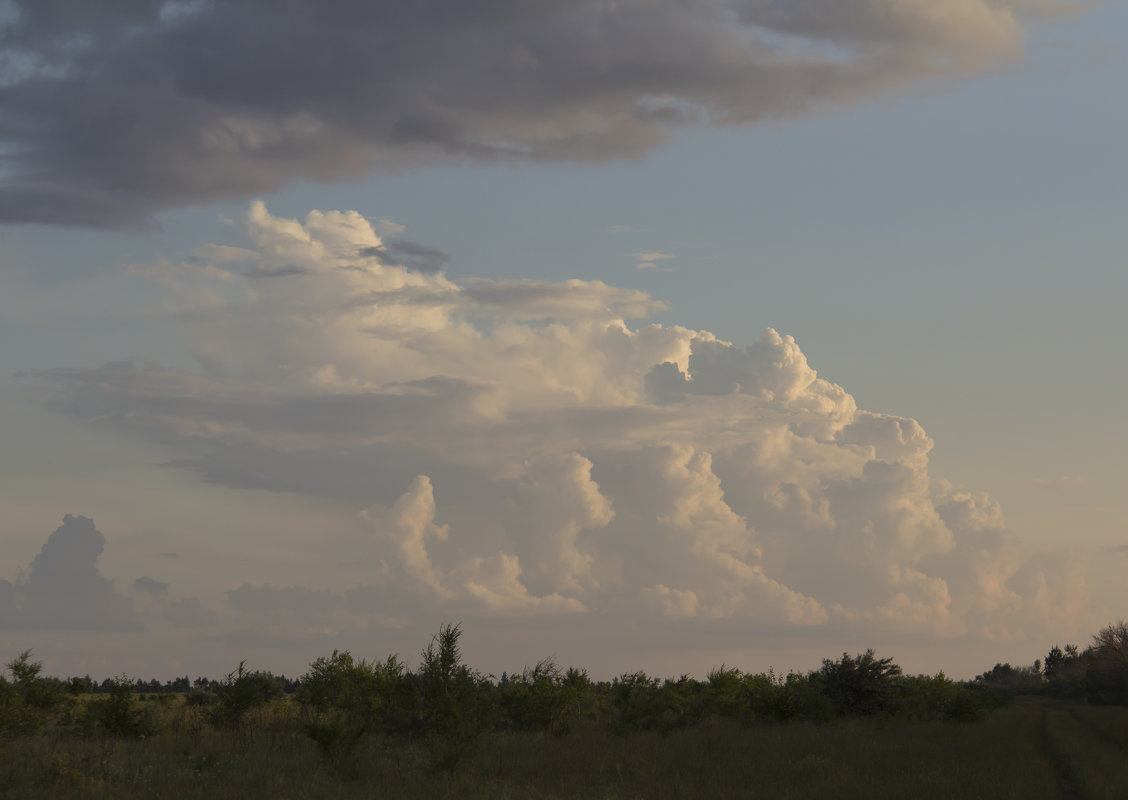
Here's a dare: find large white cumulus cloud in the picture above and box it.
[37,203,1085,642]
[0,0,1076,225]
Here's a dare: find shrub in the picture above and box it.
[297,647,416,759]
[705,665,746,720]
[497,658,591,733]
[819,650,902,717]
[417,624,485,740]
[0,651,70,735]
[898,673,987,722]
[611,672,703,732]
[209,661,284,728]
[974,662,1044,693]
[84,676,156,738]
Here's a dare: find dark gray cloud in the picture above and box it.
[242,264,309,280]
[0,0,1049,226]
[133,575,170,598]
[0,515,143,631]
[363,240,450,274]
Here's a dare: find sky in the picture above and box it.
[1,0,1125,683]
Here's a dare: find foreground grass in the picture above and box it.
[7,697,1121,799]
[1041,701,1128,800]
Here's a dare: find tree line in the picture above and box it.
[974,620,1128,705]
[3,620,1126,765]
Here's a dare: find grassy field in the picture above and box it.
[2,696,1126,799]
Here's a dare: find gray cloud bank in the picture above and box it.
[27,203,1089,645]
[0,515,142,631]
[0,0,1068,226]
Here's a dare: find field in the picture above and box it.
[3,696,1127,800]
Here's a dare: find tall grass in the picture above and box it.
[2,699,1097,799]
[1041,700,1128,800]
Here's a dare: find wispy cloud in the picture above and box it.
[362,240,451,274]
[630,251,676,271]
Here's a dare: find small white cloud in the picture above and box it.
[629,251,676,271]
[371,217,407,238]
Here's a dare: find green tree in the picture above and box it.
[418,623,484,738]
[819,650,902,717]
[0,651,71,735]
[1085,621,1128,705]
[497,657,590,733]
[84,675,155,737]
[210,661,284,728]
[299,648,415,758]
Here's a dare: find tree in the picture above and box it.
[210,661,284,728]
[299,649,414,734]
[497,658,590,733]
[1091,622,1128,666]
[1086,621,1128,705]
[84,675,154,737]
[819,650,902,716]
[1044,646,1066,679]
[418,623,483,739]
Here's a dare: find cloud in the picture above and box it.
[0,0,1073,226]
[133,576,169,599]
[0,515,143,631]
[630,251,676,271]
[28,202,1087,644]
[362,240,450,274]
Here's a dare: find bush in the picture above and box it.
[611,672,703,732]
[497,658,591,733]
[209,662,284,728]
[898,673,988,722]
[296,647,416,769]
[184,688,214,707]
[819,650,902,717]
[705,666,746,720]
[0,651,70,735]
[84,676,156,738]
[417,624,486,741]
[974,662,1044,694]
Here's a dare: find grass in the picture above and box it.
[1040,700,1128,800]
[7,696,1125,799]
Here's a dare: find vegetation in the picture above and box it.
[2,621,1128,798]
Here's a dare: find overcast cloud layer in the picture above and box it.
[21,203,1087,654]
[0,0,1070,226]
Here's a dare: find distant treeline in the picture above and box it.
[975,620,1128,706]
[3,621,1127,752]
[67,674,303,696]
